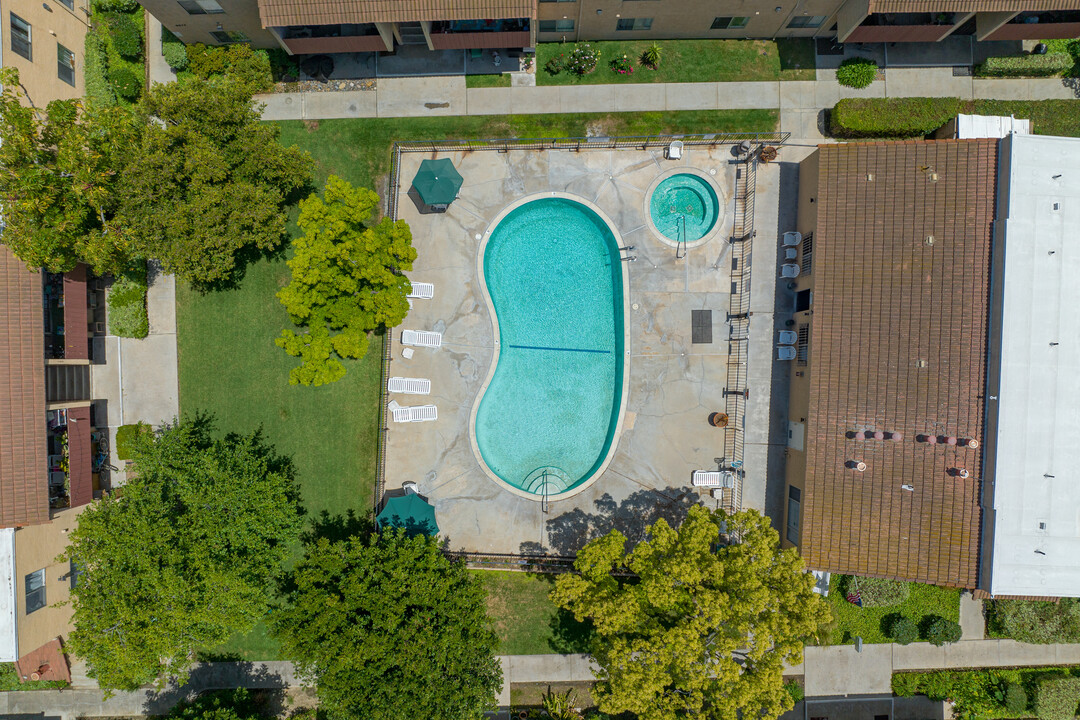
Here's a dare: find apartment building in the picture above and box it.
[1,0,89,106]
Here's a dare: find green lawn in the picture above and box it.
[826,575,961,644]
[968,100,1080,138]
[466,73,512,88]
[536,38,815,85]
[477,570,593,655]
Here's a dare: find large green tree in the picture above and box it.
[552,506,830,720]
[64,421,302,694]
[276,175,415,386]
[0,68,312,285]
[272,531,502,720]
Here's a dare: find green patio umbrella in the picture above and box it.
[376,493,440,537]
[411,158,463,206]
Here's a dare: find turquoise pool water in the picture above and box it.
[649,173,720,243]
[476,198,625,497]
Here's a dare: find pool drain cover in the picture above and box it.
[692,310,713,344]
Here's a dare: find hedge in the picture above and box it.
[104,11,142,59]
[83,28,116,107]
[114,422,151,460]
[92,0,138,11]
[978,53,1072,78]
[990,598,1080,644]
[107,65,142,101]
[830,97,962,138]
[108,265,149,339]
[1036,676,1080,720]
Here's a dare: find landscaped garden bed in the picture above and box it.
[825,574,960,644]
[894,667,1080,720]
[85,0,145,106]
[830,98,1080,139]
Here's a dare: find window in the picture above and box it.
[57,44,75,86]
[787,15,826,28]
[177,0,224,15]
[786,486,801,545]
[616,17,652,31]
[10,13,31,61]
[796,324,809,366]
[539,0,575,3]
[800,231,813,274]
[25,569,46,614]
[711,16,749,29]
[58,0,75,9]
[538,19,574,32]
[209,29,249,43]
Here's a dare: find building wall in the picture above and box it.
[14,506,83,657]
[138,0,279,49]
[1,0,89,107]
[781,150,819,550]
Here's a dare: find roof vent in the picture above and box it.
[929,173,939,182]
[851,431,865,440]
[901,484,915,492]
[872,431,885,440]
[961,438,979,449]
[889,431,903,441]
[866,173,874,181]
[916,359,929,368]
[948,468,970,478]
[942,436,958,446]
[918,434,937,444]
[846,460,867,472]
[925,235,935,246]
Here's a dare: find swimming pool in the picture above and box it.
[648,172,720,245]
[472,196,628,499]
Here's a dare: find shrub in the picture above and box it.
[268,47,300,81]
[84,29,116,107]
[991,598,1080,644]
[186,43,228,78]
[641,43,662,70]
[857,577,910,607]
[925,615,963,646]
[544,54,564,76]
[162,40,188,70]
[104,12,142,59]
[887,615,918,645]
[565,43,599,76]
[107,265,149,338]
[107,65,142,101]
[836,57,878,88]
[1036,677,1080,720]
[831,97,962,138]
[92,0,138,11]
[610,54,634,75]
[114,423,151,461]
[222,45,273,93]
[978,53,1072,78]
[1006,682,1030,715]
[785,680,804,705]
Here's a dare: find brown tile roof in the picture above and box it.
[63,265,88,361]
[67,406,93,509]
[0,245,47,527]
[257,0,536,27]
[800,139,998,589]
[870,0,1080,11]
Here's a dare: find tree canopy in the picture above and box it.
[551,506,830,720]
[276,176,415,386]
[64,420,303,694]
[0,68,312,285]
[272,530,502,720]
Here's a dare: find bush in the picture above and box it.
[1006,682,1030,715]
[104,12,142,59]
[641,43,662,70]
[991,598,1080,644]
[107,65,142,101]
[831,97,962,138]
[114,422,151,461]
[857,577,910,607]
[92,0,138,11]
[785,680,804,705]
[186,43,228,78]
[925,615,963,646]
[162,40,188,70]
[107,265,149,338]
[565,43,599,76]
[268,47,299,81]
[544,54,563,76]
[836,57,878,88]
[1036,677,1080,720]
[186,43,271,92]
[84,29,116,107]
[610,54,634,75]
[978,53,1072,78]
[887,615,918,645]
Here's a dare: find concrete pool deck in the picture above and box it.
[384,144,791,555]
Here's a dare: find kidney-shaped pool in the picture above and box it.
[472,196,628,499]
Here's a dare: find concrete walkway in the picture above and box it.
[256,67,1080,140]
[959,592,986,641]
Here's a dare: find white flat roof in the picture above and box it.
[988,133,1080,597]
[0,528,16,661]
[957,114,1031,139]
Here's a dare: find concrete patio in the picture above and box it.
[384,143,788,555]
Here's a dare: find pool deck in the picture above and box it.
[384,144,793,555]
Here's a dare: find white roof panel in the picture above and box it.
[957,114,1031,139]
[0,529,16,661]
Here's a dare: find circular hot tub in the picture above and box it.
[645,170,723,248]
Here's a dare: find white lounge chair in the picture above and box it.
[780,264,800,279]
[667,140,683,160]
[388,377,431,395]
[401,330,442,348]
[777,346,797,361]
[407,282,434,299]
[782,231,802,247]
[693,471,722,487]
[778,330,798,345]
[391,405,438,423]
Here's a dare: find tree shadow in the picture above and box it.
[143,663,290,716]
[880,611,903,637]
[189,238,292,294]
[302,508,375,544]
[548,607,596,654]
[527,487,702,557]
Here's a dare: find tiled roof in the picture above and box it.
[0,245,47,528]
[257,0,536,27]
[871,0,1080,11]
[801,140,998,588]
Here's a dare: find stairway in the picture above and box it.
[397,22,427,46]
[46,363,90,404]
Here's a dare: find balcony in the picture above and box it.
[280,23,389,54]
[846,12,962,42]
[429,18,530,50]
[986,10,1080,40]
[46,406,95,511]
[42,266,92,361]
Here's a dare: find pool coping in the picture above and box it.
[467,191,633,503]
[642,167,727,250]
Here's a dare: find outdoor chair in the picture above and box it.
[407,282,434,299]
[782,231,802,247]
[388,377,432,395]
[667,140,683,160]
[777,346,797,361]
[778,330,797,345]
[401,330,442,348]
[780,264,800,279]
[784,247,798,260]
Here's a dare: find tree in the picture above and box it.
[276,176,415,386]
[168,689,269,720]
[551,506,830,720]
[64,420,302,694]
[272,531,502,720]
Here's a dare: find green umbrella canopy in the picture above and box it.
[411,158,463,206]
[376,493,440,537]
